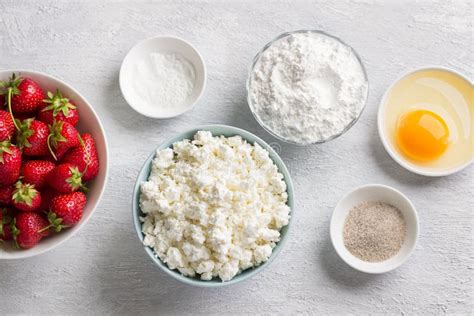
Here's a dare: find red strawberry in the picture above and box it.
[62,133,99,181]
[38,90,79,126]
[1,74,45,114]
[47,121,79,161]
[38,188,60,212]
[0,186,14,205]
[47,191,86,231]
[0,110,14,141]
[22,160,55,189]
[12,181,41,212]
[16,119,49,156]
[0,141,21,186]
[10,212,49,248]
[0,207,14,241]
[47,163,86,193]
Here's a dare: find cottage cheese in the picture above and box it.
[140,131,291,281]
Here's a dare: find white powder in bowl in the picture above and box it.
[249,32,369,144]
[131,52,195,116]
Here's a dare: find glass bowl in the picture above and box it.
[246,30,370,145]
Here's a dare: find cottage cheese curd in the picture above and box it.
[140,131,291,281]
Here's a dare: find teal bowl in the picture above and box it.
[132,125,294,287]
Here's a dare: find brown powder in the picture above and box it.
[343,201,406,262]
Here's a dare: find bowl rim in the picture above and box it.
[377,65,474,177]
[245,29,370,146]
[330,183,419,274]
[119,35,207,119]
[0,69,109,259]
[131,124,294,287]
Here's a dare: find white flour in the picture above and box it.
[132,52,195,116]
[249,32,368,144]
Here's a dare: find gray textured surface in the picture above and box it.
[0,1,473,315]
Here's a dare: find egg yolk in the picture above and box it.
[396,110,450,161]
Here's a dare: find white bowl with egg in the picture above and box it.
[330,184,419,274]
[120,36,206,118]
[378,66,473,177]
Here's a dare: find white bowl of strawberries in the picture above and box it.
[0,70,108,259]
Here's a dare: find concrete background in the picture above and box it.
[0,0,472,314]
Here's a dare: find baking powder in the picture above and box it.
[131,52,195,116]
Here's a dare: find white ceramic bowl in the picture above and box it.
[377,66,473,177]
[132,125,294,287]
[0,70,109,259]
[120,36,206,118]
[330,184,419,274]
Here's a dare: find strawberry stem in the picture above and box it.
[78,134,91,175]
[47,133,58,161]
[83,160,89,175]
[7,87,19,131]
[38,224,51,233]
[80,183,89,193]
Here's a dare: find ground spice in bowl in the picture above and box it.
[343,201,406,262]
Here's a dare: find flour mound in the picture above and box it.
[249,32,368,144]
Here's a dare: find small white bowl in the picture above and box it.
[330,184,419,274]
[377,66,473,177]
[0,70,109,259]
[119,36,206,119]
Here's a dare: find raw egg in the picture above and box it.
[382,68,473,173]
[396,110,450,161]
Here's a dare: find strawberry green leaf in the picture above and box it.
[45,211,64,233]
[12,182,37,206]
[66,166,84,191]
[2,73,23,96]
[0,140,13,164]
[15,119,34,149]
[42,89,76,117]
[10,219,20,248]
